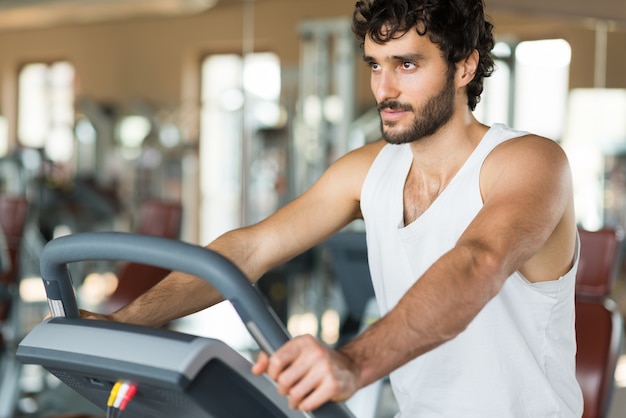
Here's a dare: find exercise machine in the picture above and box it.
[17,232,354,418]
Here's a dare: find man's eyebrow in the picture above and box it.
[393,53,426,62]
[362,54,376,63]
[362,53,425,63]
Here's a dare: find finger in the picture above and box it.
[297,377,342,412]
[291,352,358,411]
[266,337,308,380]
[78,309,109,321]
[275,342,324,397]
[274,355,311,397]
[251,351,270,375]
[295,364,357,412]
[284,362,328,410]
[79,309,94,319]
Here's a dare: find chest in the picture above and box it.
[402,172,448,226]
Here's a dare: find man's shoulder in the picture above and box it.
[354,139,387,159]
[320,140,388,197]
[481,132,571,189]
[334,140,387,173]
[490,132,566,160]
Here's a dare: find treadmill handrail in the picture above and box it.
[39,231,356,418]
[40,232,290,353]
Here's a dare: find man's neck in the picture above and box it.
[407,113,488,184]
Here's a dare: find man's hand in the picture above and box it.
[78,309,114,321]
[251,334,360,411]
[44,309,112,321]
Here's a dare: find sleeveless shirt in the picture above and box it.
[360,124,583,417]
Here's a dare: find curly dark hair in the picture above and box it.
[352,0,495,110]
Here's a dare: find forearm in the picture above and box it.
[339,245,506,388]
[109,227,275,327]
[109,177,361,327]
[111,270,223,327]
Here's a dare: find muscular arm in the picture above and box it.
[343,135,577,387]
[107,141,384,327]
[260,136,578,410]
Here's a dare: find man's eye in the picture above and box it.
[402,62,416,70]
[369,63,381,71]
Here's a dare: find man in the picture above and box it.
[88,0,583,416]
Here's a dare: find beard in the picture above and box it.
[378,73,456,145]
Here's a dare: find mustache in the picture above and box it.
[377,100,414,112]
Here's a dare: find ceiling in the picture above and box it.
[0,0,218,30]
[0,0,623,31]
[486,0,626,24]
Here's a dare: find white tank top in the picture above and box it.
[360,124,583,417]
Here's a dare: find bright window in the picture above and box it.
[513,39,571,140]
[476,39,571,142]
[18,61,75,163]
[474,57,511,126]
[199,52,281,243]
[0,115,7,157]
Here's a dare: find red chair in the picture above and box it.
[105,200,182,313]
[575,227,624,418]
[133,199,183,239]
[0,196,29,324]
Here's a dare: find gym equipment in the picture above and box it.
[324,231,391,418]
[17,232,355,418]
[325,231,375,331]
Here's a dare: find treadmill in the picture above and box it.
[17,232,355,418]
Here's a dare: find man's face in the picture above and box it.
[364,29,457,144]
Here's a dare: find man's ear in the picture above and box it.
[457,49,479,87]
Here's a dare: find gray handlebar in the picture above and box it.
[40,232,355,418]
[40,232,290,354]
